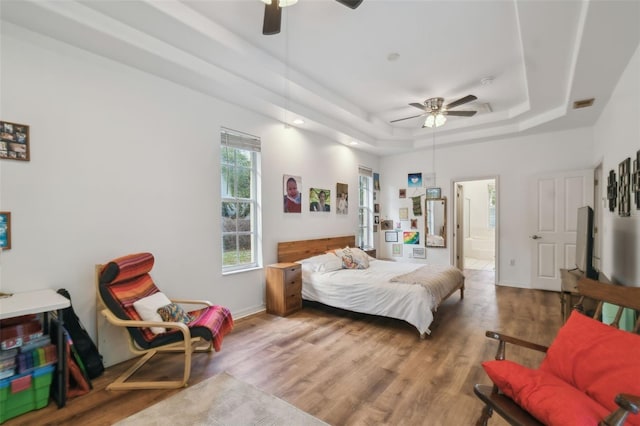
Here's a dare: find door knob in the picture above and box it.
[531,235,541,240]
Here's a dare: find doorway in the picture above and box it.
[453,177,498,284]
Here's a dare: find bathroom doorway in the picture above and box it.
[454,177,498,283]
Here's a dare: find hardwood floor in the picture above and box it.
[9,270,562,425]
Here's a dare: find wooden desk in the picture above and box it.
[0,289,70,408]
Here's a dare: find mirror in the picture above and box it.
[425,197,447,248]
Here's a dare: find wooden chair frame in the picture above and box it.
[95,265,215,390]
[474,277,640,426]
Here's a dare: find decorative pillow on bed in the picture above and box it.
[336,247,370,269]
[298,253,343,273]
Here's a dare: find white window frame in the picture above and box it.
[358,166,374,249]
[221,128,261,273]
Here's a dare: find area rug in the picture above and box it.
[114,372,329,426]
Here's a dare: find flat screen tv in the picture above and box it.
[575,206,597,278]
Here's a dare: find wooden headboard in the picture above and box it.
[277,235,356,263]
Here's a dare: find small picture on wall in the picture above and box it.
[399,207,409,220]
[284,175,302,213]
[374,173,380,191]
[411,218,418,229]
[399,189,406,198]
[413,247,426,259]
[381,220,393,231]
[403,231,419,244]
[0,121,30,161]
[634,150,640,209]
[374,215,380,224]
[336,182,348,215]
[392,244,403,256]
[0,212,11,250]
[374,203,380,213]
[309,187,331,212]
[408,172,422,188]
[373,225,378,233]
[426,187,441,199]
[385,231,398,242]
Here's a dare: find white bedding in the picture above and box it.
[299,258,464,335]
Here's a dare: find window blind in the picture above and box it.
[221,127,261,152]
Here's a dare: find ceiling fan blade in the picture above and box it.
[444,110,477,117]
[409,102,429,112]
[390,114,425,123]
[335,0,364,9]
[263,2,282,35]
[445,94,477,110]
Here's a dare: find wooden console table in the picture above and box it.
[0,289,70,408]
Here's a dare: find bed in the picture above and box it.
[277,235,465,337]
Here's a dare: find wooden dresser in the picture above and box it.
[266,262,302,316]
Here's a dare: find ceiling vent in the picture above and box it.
[573,98,595,109]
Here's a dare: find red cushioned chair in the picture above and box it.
[474,277,640,426]
[96,252,233,390]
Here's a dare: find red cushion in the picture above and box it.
[540,310,640,421]
[482,360,609,426]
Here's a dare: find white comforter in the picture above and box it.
[300,259,463,335]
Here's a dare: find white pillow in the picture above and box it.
[298,253,342,273]
[133,292,172,334]
[335,247,370,269]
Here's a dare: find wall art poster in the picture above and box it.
[284,175,302,213]
[426,187,441,199]
[399,189,406,198]
[381,220,393,230]
[408,172,422,188]
[411,218,418,229]
[412,196,422,216]
[403,231,419,245]
[412,247,426,259]
[607,170,617,212]
[392,244,403,256]
[399,207,409,220]
[336,182,348,215]
[384,231,398,242]
[0,212,11,250]
[0,121,29,161]
[373,173,380,191]
[309,187,331,212]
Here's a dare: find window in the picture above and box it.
[358,166,374,249]
[221,128,261,272]
[488,183,496,229]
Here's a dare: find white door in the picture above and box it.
[530,169,593,291]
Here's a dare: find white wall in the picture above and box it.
[380,127,595,287]
[593,44,640,287]
[0,25,378,340]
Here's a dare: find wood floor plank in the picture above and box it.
[5,270,561,426]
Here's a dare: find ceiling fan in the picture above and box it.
[391,95,478,128]
[262,0,364,35]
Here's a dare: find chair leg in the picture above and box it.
[475,405,493,426]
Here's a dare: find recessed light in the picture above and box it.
[387,52,400,62]
[292,118,305,125]
[480,76,494,86]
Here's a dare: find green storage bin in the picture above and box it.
[0,364,54,424]
[602,302,637,332]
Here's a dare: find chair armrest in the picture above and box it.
[602,394,640,426]
[170,298,213,307]
[485,331,548,360]
[100,309,191,335]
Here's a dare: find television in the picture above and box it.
[575,206,597,279]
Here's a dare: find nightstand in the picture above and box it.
[364,248,376,259]
[266,263,302,316]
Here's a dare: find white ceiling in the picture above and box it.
[2,0,639,155]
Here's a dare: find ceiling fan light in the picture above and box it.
[435,113,447,127]
[424,114,436,128]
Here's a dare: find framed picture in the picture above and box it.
[411,218,418,229]
[392,244,403,256]
[426,187,441,199]
[381,220,393,230]
[399,207,409,220]
[0,121,30,161]
[399,189,406,198]
[0,212,11,250]
[374,215,380,224]
[408,172,422,188]
[336,182,348,215]
[374,203,380,213]
[619,158,630,217]
[634,149,640,209]
[373,225,378,233]
[412,247,426,259]
[373,173,380,191]
[283,175,302,213]
[309,187,331,212]
[403,231,419,244]
[385,231,398,242]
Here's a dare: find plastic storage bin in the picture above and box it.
[0,364,54,424]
